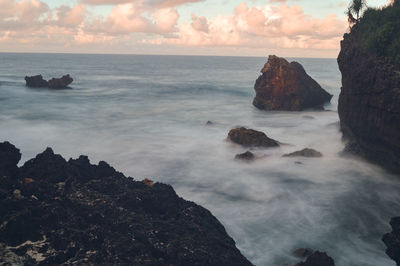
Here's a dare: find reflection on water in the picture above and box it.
[0,53,398,266]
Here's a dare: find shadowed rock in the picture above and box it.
[0,141,252,265]
[24,75,48,88]
[253,55,332,111]
[228,127,279,148]
[235,151,255,161]
[295,251,335,266]
[383,217,400,265]
[283,148,323,158]
[25,74,73,89]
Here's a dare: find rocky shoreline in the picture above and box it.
[0,141,252,265]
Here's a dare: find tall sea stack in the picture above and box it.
[337,2,400,174]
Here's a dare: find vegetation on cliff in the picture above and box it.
[350,0,400,62]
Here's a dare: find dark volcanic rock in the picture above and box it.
[383,217,400,265]
[253,55,332,111]
[48,74,73,89]
[295,251,335,266]
[283,148,323,158]
[24,75,48,88]
[228,127,279,148]
[235,151,255,161]
[338,31,400,173]
[0,142,252,265]
[24,74,73,89]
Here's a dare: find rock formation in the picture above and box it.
[337,25,400,174]
[382,217,400,265]
[228,127,279,148]
[235,151,255,161]
[0,142,252,265]
[283,148,323,158]
[295,251,335,266]
[25,74,73,89]
[253,55,332,111]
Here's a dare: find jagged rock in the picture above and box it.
[283,148,323,158]
[228,127,279,148]
[235,151,255,161]
[295,251,335,266]
[0,141,252,265]
[337,24,400,173]
[253,55,332,111]
[48,75,73,89]
[24,74,73,89]
[382,217,400,265]
[24,75,48,88]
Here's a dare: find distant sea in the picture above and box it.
[0,53,399,266]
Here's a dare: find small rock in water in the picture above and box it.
[235,151,255,161]
[228,127,279,148]
[25,74,73,89]
[295,251,335,266]
[206,121,214,125]
[293,248,314,258]
[283,148,322,158]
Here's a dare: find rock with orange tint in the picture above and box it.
[143,178,154,187]
[253,55,332,111]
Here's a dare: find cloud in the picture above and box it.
[81,0,203,8]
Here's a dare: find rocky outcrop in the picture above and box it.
[382,217,400,265]
[337,30,400,173]
[0,142,252,265]
[253,55,332,111]
[283,148,323,158]
[228,127,279,148]
[235,151,255,161]
[295,251,335,266]
[25,74,73,89]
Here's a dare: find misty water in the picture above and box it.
[1,53,399,265]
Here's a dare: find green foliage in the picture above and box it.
[352,0,400,63]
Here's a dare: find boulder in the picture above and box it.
[295,251,335,266]
[235,151,255,161]
[228,127,279,148]
[24,75,48,88]
[48,75,73,89]
[24,74,73,89]
[0,142,252,265]
[253,55,332,111]
[382,217,400,265]
[283,148,323,158]
[0,141,21,178]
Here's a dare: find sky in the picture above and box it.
[0,0,391,57]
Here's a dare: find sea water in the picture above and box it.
[0,53,399,266]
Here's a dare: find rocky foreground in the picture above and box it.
[0,142,252,265]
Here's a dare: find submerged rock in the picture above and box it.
[235,151,255,161]
[228,127,279,148]
[382,217,400,265]
[295,251,335,266]
[0,141,252,265]
[24,75,48,88]
[283,148,323,158]
[253,55,332,111]
[25,74,73,89]
[293,248,314,258]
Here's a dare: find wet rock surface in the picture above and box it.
[383,217,400,266]
[25,74,73,89]
[0,142,252,265]
[294,251,335,266]
[228,127,279,148]
[253,55,332,111]
[235,151,255,161]
[283,148,323,158]
[337,30,400,173]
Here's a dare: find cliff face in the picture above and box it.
[337,31,400,173]
[253,55,332,111]
[0,142,252,265]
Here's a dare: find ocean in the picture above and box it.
[0,53,399,265]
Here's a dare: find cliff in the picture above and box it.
[337,2,400,173]
[0,142,252,265]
